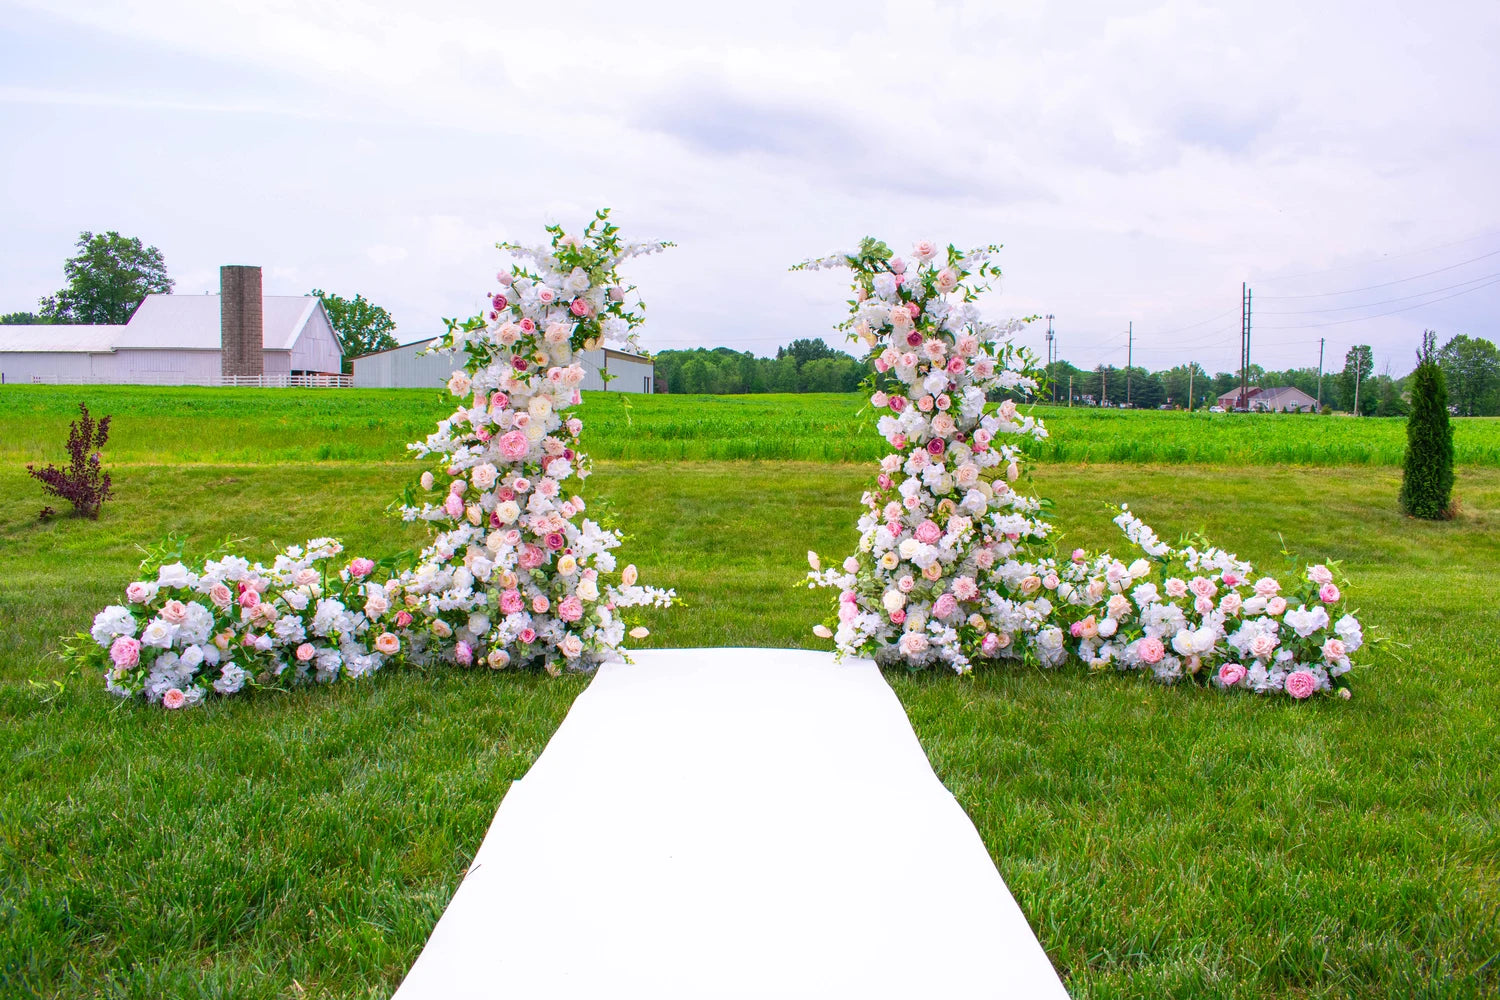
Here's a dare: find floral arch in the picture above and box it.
[74,215,1361,708]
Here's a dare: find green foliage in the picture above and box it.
[38,230,173,325]
[655,344,864,394]
[1437,333,1500,416]
[309,288,398,372]
[1400,331,1456,519]
[1,311,49,325]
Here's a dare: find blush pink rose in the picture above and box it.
[1137,636,1165,664]
[1284,670,1318,699]
[1249,634,1276,660]
[1218,662,1247,687]
[295,643,316,662]
[110,636,141,668]
[349,557,375,578]
[518,545,545,570]
[126,582,154,603]
[498,430,529,460]
[889,395,907,413]
[444,493,464,518]
[500,589,525,614]
[914,521,942,544]
[1309,564,1333,585]
[375,632,400,655]
[162,688,186,709]
[238,589,260,610]
[558,595,584,622]
[1322,638,1346,660]
[519,628,537,644]
[161,600,189,624]
[570,297,591,317]
[209,583,233,608]
[395,611,413,627]
[932,593,958,618]
[531,594,550,614]
[1319,583,1341,603]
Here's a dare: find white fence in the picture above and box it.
[22,373,353,388]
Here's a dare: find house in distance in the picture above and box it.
[1216,386,1320,412]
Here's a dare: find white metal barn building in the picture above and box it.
[0,265,344,386]
[353,337,655,393]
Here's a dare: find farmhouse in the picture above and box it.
[0,265,344,386]
[1216,385,1319,412]
[353,337,655,393]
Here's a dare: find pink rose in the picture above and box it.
[110,636,141,668]
[914,520,942,544]
[1189,576,1217,599]
[1164,578,1188,599]
[947,357,965,375]
[1284,670,1318,699]
[917,394,934,412]
[375,632,400,655]
[544,532,565,551]
[889,395,907,413]
[395,611,413,627]
[161,599,189,624]
[455,641,474,666]
[1254,577,1281,598]
[913,239,937,261]
[926,437,945,456]
[981,632,1000,655]
[238,588,260,610]
[558,595,584,622]
[1319,583,1341,603]
[1308,564,1333,585]
[1220,593,1243,616]
[519,628,537,644]
[295,643,316,662]
[443,493,464,518]
[933,593,958,618]
[162,688,186,710]
[889,608,906,624]
[1249,633,1277,660]
[500,589,525,614]
[126,582,154,603]
[209,583,233,608]
[1137,636,1165,664]
[1267,596,1287,616]
[1071,548,1086,562]
[889,257,906,275]
[498,430,529,460]
[570,297,591,317]
[531,594,550,614]
[349,558,375,578]
[1322,638,1346,660]
[1218,662,1247,687]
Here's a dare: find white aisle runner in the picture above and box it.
[394,648,1068,999]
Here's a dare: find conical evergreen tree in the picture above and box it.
[1399,331,1455,519]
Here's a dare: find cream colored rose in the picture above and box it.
[621,564,638,587]
[898,538,921,560]
[882,589,906,613]
[529,396,553,418]
[556,554,578,576]
[471,463,498,490]
[495,501,521,524]
[576,578,599,602]
[879,551,900,570]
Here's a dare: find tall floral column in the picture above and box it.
[398,211,675,674]
[801,238,1064,672]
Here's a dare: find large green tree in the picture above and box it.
[1,311,49,325]
[1436,334,1500,416]
[310,289,397,373]
[39,231,173,324]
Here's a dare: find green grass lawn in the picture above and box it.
[2,388,1497,998]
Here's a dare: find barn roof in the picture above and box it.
[0,325,125,353]
[0,294,327,354]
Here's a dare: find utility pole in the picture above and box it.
[1188,366,1195,412]
[1352,350,1363,417]
[1126,321,1133,408]
[1238,282,1253,409]
[1316,337,1325,411]
[1102,368,1108,407]
[1068,374,1073,407]
[1045,314,1056,402]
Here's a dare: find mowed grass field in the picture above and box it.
[3,385,1500,466]
[2,385,1497,999]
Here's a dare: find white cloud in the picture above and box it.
[2,0,1498,375]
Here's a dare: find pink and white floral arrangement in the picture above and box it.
[801,237,1362,699]
[73,211,674,707]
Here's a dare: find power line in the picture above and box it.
[1258,273,1500,330]
[1257,247,1500,299]
[1253,229,1500,283]
[1258,269,1500,315]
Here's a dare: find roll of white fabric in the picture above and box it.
[394,647,1068,999]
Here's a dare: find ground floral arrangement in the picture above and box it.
[801,238,1362,698]
[74,212,675,708]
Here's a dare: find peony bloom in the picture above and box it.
[558,595,584,622]
[1284,670,1318,699]
[1137,636,1166,664]
[110,636,141,668]
[454,641,474,666]
[349,558,376,578]
[1218,662,1247,687]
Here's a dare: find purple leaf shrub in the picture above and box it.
[27,402,113,519]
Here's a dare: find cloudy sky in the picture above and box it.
[3,0,1497,377]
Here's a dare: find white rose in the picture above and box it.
[577,578,600,602]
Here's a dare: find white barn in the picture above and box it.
[353,337,655,393]
[0,265,344,386]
